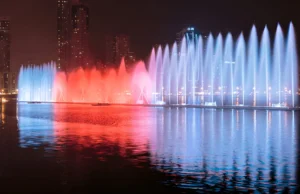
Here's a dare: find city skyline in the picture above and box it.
[0,0,299,71]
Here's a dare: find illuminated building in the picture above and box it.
[0,17,11,93]
[0,72,16,94]
[10,72,17,93]
[115,35,130,66]
[57,0,72,71]
[70,2,90,69]
[105,34,132,68]
[57,0,90,71]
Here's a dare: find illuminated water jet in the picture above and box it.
[18,59,151,104]
[18,23,298,107]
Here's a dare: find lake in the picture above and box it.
[1,102,299,193]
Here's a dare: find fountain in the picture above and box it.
[18,23,298,108]
[148,22,298,108]
[18,59,151,104]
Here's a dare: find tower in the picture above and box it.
[57,0,72,71]
[57,0,90,72]
[0,17,11,93]
[70,2,90,69]
[105,34,132,69]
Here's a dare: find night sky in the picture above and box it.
[0,0,299,71]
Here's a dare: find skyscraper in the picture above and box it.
[57,0,72,71]
[57,0,89,71]
[115,35,130,65]
[0,17,10,93]
[70,2,89,69]
[0,17,10,72]
[105,34,134,69]
[105,35,115,65]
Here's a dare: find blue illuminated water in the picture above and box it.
[150,23,298,107]
[18,62,56,102]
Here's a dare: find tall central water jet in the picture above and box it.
[286,23,298,107]
[248,26,258,106]
[224,33,233,105]
[215,34,223,105]
[235,33,246,105]
[205,34,214,103]
[273,24,284,105]
[259,26,271,106]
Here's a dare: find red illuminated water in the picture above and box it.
[53,59,152,104]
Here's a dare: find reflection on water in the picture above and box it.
[2,102,300,193]
[151,108,298,192]
[17,104,55,148]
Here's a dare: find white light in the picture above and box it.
[156,101,165,105]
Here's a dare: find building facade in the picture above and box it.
[0,17,11,93]
[105,35,115,65]
[57,0,72,71]
[4,72,16,94]
[105,34,135,69]
[57,0,89,72]
[0,72,17,94]
[115,35,130,65]
[70,3,89,69]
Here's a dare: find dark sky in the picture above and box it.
[0,0,299,71]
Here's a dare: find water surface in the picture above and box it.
[1,102,299,193]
